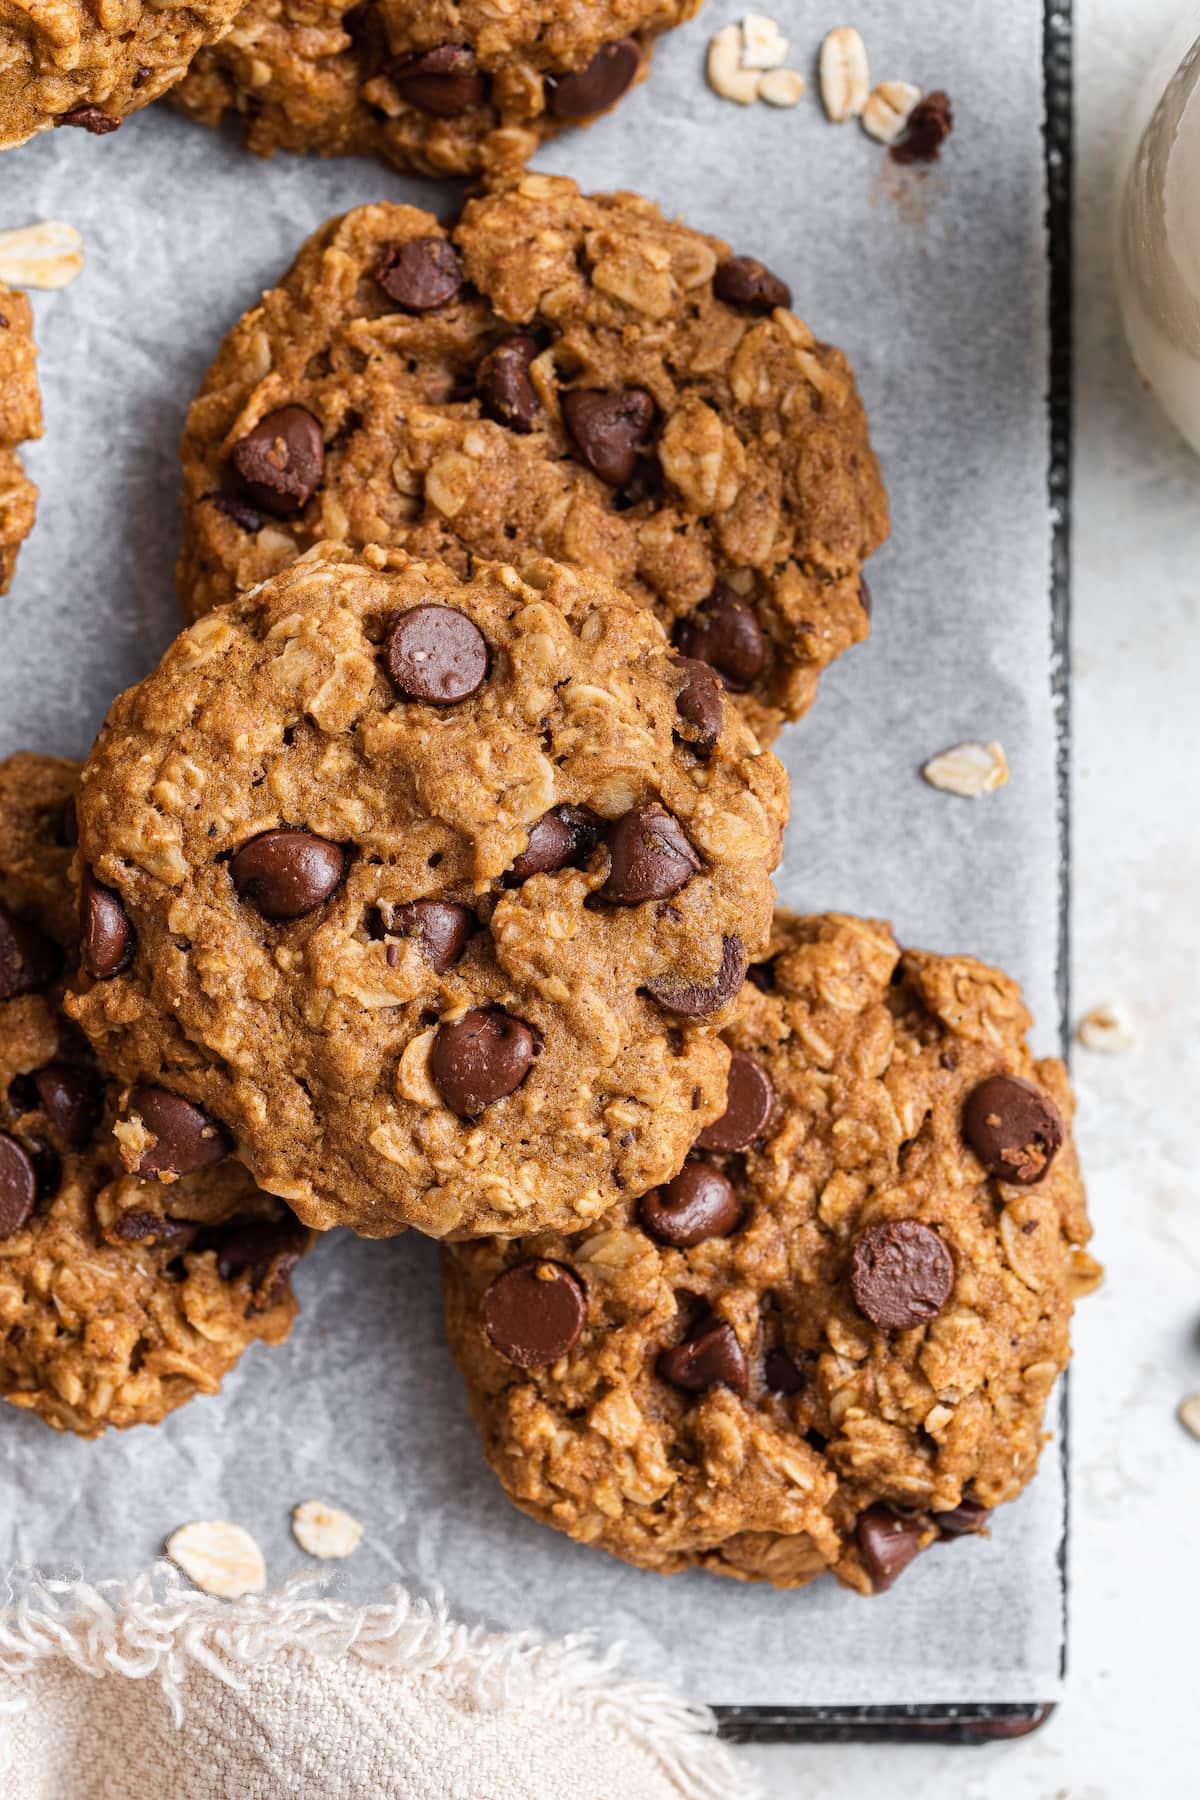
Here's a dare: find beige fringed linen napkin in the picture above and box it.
[0,1568,757,1800]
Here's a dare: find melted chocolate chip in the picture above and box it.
[695,1051,774,1152]
[390,43,487,115]
[387,901,475,973]
[963,1074,1065,1186]
[478,333,539,431]
[509,806,601,884]
[713,255,792,313]
[126,1086,232,1177]
[80,872,133,981]
[384,604,489,703]
[644,935,747,1018]
[561,388,656,487]
[849,1220,954,1331]
[32,1063,103,1150]
[0,902,61,1000]
[639,1161,742,1248]
[209,493,263,534]
[230,406,324,517]
[213,1215,308,1307]
[658,1317,748,1398]
[110,1210,200,1250]
[855,1505,925,1591]
[933,1496,992,1538]
[600,805,700,905]
[547,37,641,119]
[57,106,120,134]
[764,1346,805,1395]
[891,91,954,165]
[0,1133,36,1239]
[430,1009,536,1116]
[376,237,463,312]
[483,1259,587,1368]
[672,655,723,756]
[674,582,765,691]
[230,829,346,921]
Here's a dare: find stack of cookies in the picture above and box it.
[0,29,1099,1603]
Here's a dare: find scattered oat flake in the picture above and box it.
[758,68,806,107]
[1076,1004,1136,1055]
[0,220,83,290]
[862,81,923,145]
[740,12,788,71]
[820,26,870,123]
[1178,1394,1200,1441]
[706,23,760,104]
[292,1500,364,1561]
[922,741,1009,799]
[166,1520,267,1598]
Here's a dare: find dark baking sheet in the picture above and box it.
[715,0,1075,1743]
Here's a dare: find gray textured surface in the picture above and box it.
[0,1,1066,1708]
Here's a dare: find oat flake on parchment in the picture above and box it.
[922,741,1009,798]
[166,1520,267,1598]
[292,1500,364,1560]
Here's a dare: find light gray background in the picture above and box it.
[0,1,1071,1717]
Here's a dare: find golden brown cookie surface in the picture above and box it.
[177,178,889,743]
[443,912,1099,1594]
[174,0,699,182]
[0,754,309,1438]
[68,549,787,1239]
[0,0,244,147]
[0,285,42,594]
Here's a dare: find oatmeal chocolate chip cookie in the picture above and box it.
[0,0,246,147]
[177,177,888,744]
[0,753,310,1438]
[0,284,42,594]
[442,912,1099,1594]
[174,0,698,183]
[68,548,787,1239]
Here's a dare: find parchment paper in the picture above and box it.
[0,1,1065,1707]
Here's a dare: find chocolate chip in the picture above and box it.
[644,935,747,1018]
[639,1161,742,1248]
[509,806,601,884]
[696,1050,774,1152]
[110,1210,199,1251]
[430,1009,536,1116]
[547,37,641,119]
[387,900,474,973]
[600,805,700,906]
[0,902,61,1000]
[674,582,765,691]
[933,1496,992,1538]
[963,1074,1065,1186]
[59,795,78,847]
[562,388,656,487]
[891,90,954,165]
[855,1505,925,1591]
[390,43,487,115]
[209,493,263,533]
[213,1215,308,1307]
[849,1220,954,1331]
[80,872,133,981]
[230,406,324,517]
[230,829,345,921]
[478,333,539,431]
[672,655,723,757]
[32,1063,103,1150]
[132,65,152,89]
[858,576,872,619]
[384,604,489,704]
[0,1133,36,1238]
[376,237,463,312]
[57,106,120,134]
[126,1086,232,1177]
[713,254,792,313]
[764,1346,805,1394]
[482,1259,585,1367]
[657,1317,748,1398]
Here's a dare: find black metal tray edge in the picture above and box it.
[714,0,1074,1745]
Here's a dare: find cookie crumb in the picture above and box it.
[0,222,83,291]
[166,1520,267,1598]
[1178,1394,1200,1441]
[862,82,922,145]
[1076,1004,1135,1055]
[292,1500,364,1560]
[820,27,870,123]
[922,741,1008,799]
